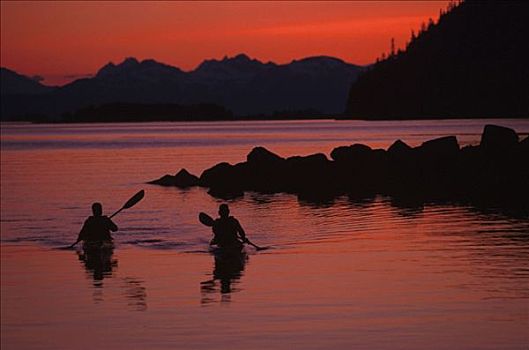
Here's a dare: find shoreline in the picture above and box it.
[2,115,529,125]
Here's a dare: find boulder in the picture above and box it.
[418,136,459,158]
[200,162,248,198]
[331,143,389,193]
[244,147,285,192]
[459,144,480,161]
[330,143,372,163]
[515,136,529,179]
[286,153,329,167]
[147,174,177,186]
[388,139,412,155]
[284,153,334,193]
[285,153,331,177]
[199,162,238,188]
[414,136,460,193]
[480,124,518,152]
[147,168,199,187]
[457,145,482,183]
[371,149,388,170]
[519,135,529,154]
[386,140,415,184]
[247,146,284,165]
[173,168,199,187]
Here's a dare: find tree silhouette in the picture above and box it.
[345,0,529,119]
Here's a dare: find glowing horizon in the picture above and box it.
[1,1,449,86]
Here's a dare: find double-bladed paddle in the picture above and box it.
[198,211,269,251]
[109,189,145,219]
[66,190,145,248]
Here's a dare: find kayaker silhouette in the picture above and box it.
[75,202,118,246]
[210,204,249,249]
[67,190,144,249]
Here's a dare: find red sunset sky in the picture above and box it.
[1,1,449,86]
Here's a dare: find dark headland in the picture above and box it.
[148,124,529,215]
[345,0,529,119]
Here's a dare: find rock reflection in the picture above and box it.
[347,194,376,209]
[389,195,425,217]
[201,251,248,305]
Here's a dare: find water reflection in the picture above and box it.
[76,246,117,284]
[201,251,249,305]
[121,277,148,312]
[76,248,148,310]
[389,195,425,217]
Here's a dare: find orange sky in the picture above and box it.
[1,1,449,86]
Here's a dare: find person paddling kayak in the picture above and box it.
[65,190,144,249]
[210,204,249,250]
[74,202,118,247]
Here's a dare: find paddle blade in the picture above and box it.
[123,190,145,209]
[246,240,269,251]
[57,245,75,250]
[199,212,214,227]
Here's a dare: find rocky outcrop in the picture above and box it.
[388,139,412,155]
[148,124,529,211]
[147,168,199,188]
[480,124,519,153]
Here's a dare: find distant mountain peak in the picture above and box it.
[96,57,140,76]
[122,57,139,65]
[296,56,346,64]
[1,67,53,95]
[96,57,181,79]
[206,53,267,64]
[195,54,273,78]
[230,53,251,62]
[289,56,359,70]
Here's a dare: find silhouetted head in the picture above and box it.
[218,204,230,218]
[92,202,103,216]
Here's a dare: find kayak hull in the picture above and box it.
[82,241,114,254]
[209,243,244,257]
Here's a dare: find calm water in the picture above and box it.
[1,119,529,349]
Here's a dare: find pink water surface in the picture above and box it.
[1,119,528,349]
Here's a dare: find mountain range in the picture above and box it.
[1,54,364,120]
[1,68,53,95]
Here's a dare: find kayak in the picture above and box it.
[82,240,114,254]
[209,243,244,257]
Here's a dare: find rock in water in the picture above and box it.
[173,169,199,188]
[418,136,460,158]
[388,139,412,156]
[246,146,284,165]
[147,174,176,186]
[147,168,199,187]
[330,144,372,163]
[480,124,519,153]
[199,162,236,188]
